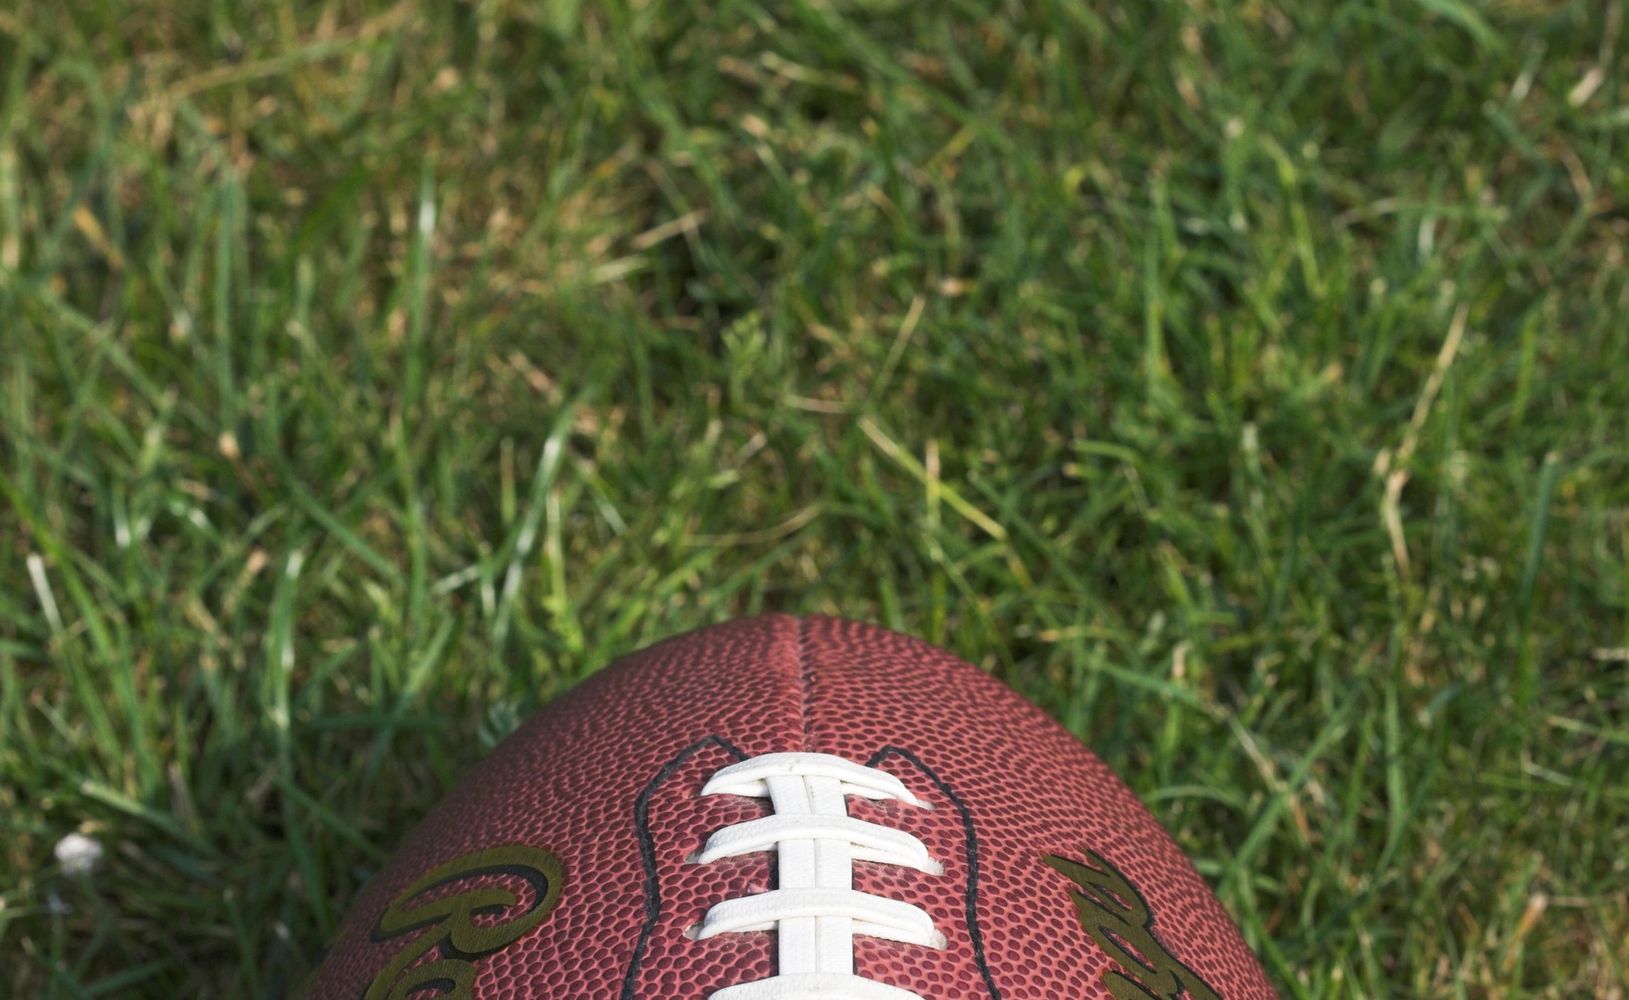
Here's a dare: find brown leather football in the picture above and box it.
[309,615,1274,999]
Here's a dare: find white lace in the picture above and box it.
[693,753,944,1000]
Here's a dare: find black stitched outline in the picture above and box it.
[867,745,1002,1000]
[620,735,748,1000]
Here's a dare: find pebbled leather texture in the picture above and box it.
[308,614,1276,999]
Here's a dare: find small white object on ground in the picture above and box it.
[54,833,104,876]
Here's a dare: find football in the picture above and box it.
[308,615,1274,999]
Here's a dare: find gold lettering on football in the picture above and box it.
[1043,847,1222,1000]
[366,844,565,1000]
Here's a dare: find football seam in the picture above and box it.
[795,614,813,752]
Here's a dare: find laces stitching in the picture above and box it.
[694,753,945,1000]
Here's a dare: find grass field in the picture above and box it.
[2,1,1627,996]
